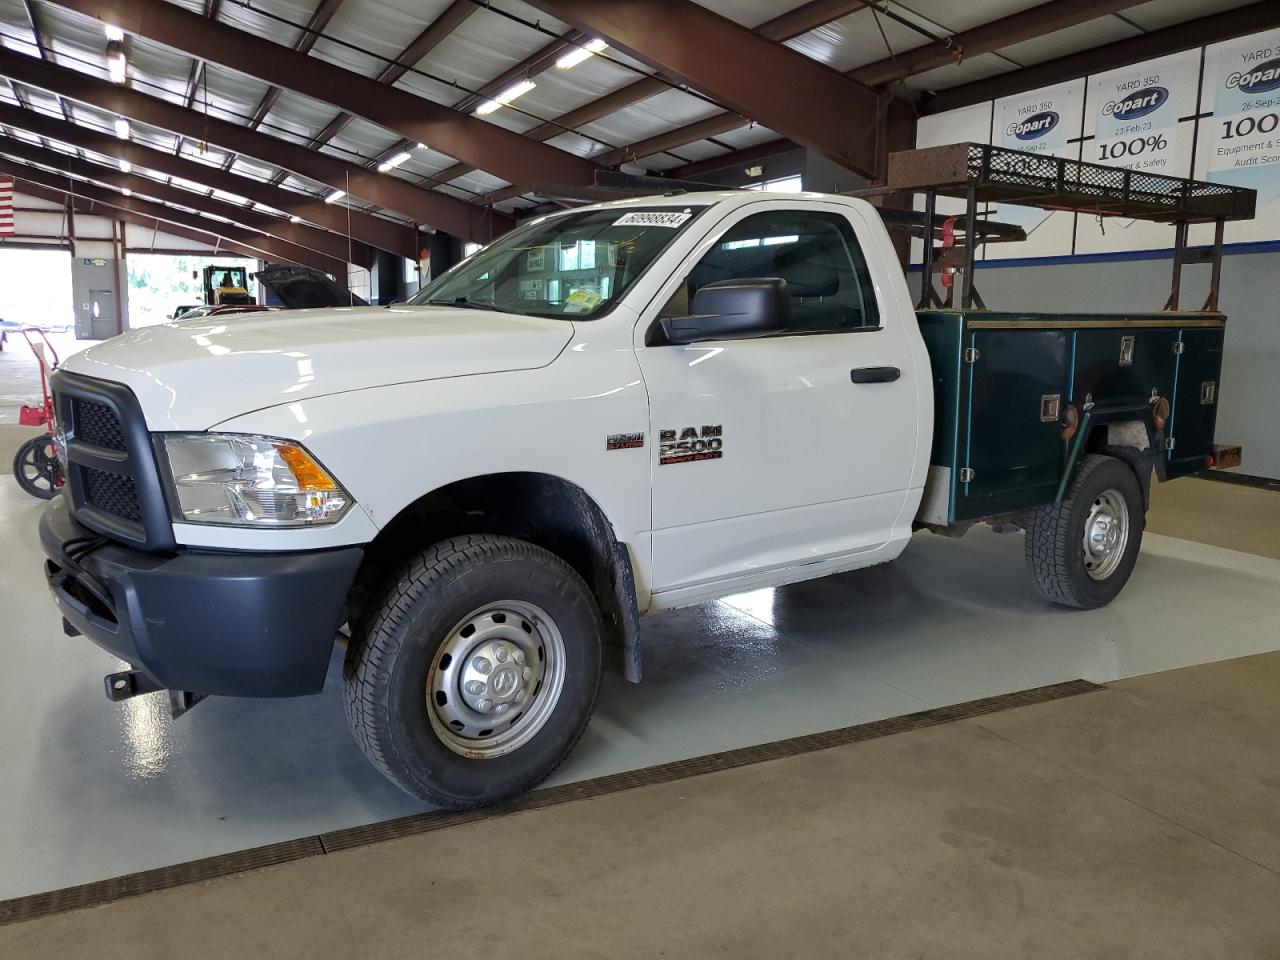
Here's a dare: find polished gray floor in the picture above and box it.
[2,481,1278,900]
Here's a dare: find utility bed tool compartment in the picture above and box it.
[917,311,1226,525]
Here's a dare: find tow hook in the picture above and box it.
[104,670,206,718]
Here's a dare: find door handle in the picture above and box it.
[851,366,901,384]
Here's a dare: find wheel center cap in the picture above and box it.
[458,638,532,714]
[491,666,520,698]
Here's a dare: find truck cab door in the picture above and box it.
[635,200,919,597]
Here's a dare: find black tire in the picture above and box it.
[343,534,603,809]
[1023,454,1145,609]
[13,435,62,500]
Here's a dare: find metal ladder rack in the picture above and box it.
[854,142,1257,312]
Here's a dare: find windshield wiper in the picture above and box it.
[424,296,517,314]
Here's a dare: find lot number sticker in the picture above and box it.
[613,211,692,228]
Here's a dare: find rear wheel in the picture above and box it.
[343,534,603,809]
[13,435,62,500]
[1023,454,1145,609]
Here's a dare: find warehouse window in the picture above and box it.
[664,210,879,334]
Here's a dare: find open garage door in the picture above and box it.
[126,253,260,328]
[0,248,73,336]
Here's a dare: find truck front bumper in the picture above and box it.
[40,498,364,698]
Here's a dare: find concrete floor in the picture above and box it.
[1,472,1278,904]
[4,652,1278,959]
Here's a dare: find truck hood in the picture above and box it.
[62,305,575,430]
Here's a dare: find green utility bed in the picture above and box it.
[916,311,1226,526]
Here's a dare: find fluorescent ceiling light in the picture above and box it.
[107,50,127,84]
[324,189,345,204]
[474,79,536,116]
[555,38,607,70]
[118,158,131,173]
[377,151,412,173]
[416,142,429,150]
[114,118,130,139]
[289,215,303,223]
[122,187,132,196]
[104,24,124,42]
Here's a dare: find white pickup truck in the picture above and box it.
[40,185,1232,807]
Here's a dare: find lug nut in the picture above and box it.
[514,690,526,703]
[494,646,509,663]
[472,656,492,675]
[494,703,510,715]
[513,650,525,666]
[476,698,493,713]
[521,667,532,681]
[465,680,485,696]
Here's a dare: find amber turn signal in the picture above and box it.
[275,443,337,491]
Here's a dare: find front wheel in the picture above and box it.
[343,534,603,809]
[13,435,62,500]
[1023,453,1145,609]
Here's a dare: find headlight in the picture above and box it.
[159,434,351,527]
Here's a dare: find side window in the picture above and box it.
[660,209,880,334]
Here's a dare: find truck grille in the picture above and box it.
[52,371,175,551]
[83,468,142,523]
[73,397,127,451]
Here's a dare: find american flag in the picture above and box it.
[0,177,13,237]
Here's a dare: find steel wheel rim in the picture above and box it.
[426,600,566,759]
[1082,488,1130,581]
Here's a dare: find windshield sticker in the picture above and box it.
[563,289,602,313]
[526,247,547,271]
[613,211,692,228]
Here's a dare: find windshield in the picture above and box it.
[408,205,707,319]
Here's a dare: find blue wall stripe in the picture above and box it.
[906,238,1280,273]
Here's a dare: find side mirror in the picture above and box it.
[660,278,789,345]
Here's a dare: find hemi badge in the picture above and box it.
[607,432,644,451]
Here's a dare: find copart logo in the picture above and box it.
[1226,57,1280,94]
[1102,87,1168,120]
[1006,111,1058,141]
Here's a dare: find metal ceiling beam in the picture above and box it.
[471,0,880,203]
[851,0,1150,86]
[374,29,585,185]
[13,177,270,259]
[669,138,800,180]
[1,161,342,272]
[925,0,1280,113]
[523,0,881,177]
[501,0,1146,194]
[300,0,476,155]
[0,50,511,241]
[245,0,347,131]
[0,134,369,267]
[378,0,475,85]
[754,0,869,41]
[44,0,597,189]
[450,31,585,118]
[494,0,885,197]
[17,0,78,138]
[0,102,417,258]
[507,0,869,150]
[593,114,750,168]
